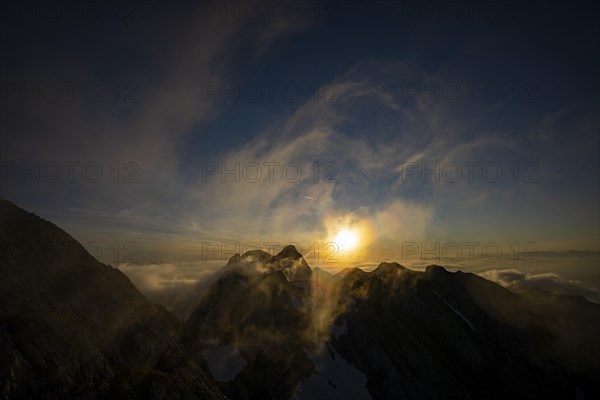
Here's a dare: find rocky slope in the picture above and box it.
[0,199,226,400]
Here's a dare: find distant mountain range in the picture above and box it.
[1,199,598,399]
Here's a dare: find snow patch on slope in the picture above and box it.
[202,343,247,382]
[293,343,372,400]
[432,289,477,332]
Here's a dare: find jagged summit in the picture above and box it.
[426,264,449,275]
[373,262,406,274]
[241,249,272,263]
[226,253,242,265]
[275,244,303,260]
[226,245,303,267]
[224,244,311,283]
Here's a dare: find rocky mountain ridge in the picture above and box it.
[0,199,226,400]
[2,199,598,399]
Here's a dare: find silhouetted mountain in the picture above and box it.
[0,200,226,400]
[183,248,600,400]
[2,200,598,399]
[182,250,316,400]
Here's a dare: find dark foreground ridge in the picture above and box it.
[0,199,226,399]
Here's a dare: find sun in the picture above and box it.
[334,229,360,252]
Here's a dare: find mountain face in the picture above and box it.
[183,252,600,400]
[182,247,316,400]
[0,200,226,400]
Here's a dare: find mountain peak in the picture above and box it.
[240,249,272,264]
[226,253,242,265]
[275,244,303,260]
[374,262,406,274]
[426,264,448,275]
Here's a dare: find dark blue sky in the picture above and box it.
[1,1,598,274]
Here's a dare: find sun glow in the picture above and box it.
[334,229,360,252]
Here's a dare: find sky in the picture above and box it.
[0,1,598,294]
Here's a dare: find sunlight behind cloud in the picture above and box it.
[334,229,360,252]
